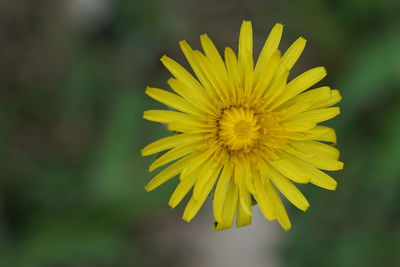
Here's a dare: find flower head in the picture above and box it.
[141,21,343,230]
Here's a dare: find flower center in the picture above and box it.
[218,107,261,151]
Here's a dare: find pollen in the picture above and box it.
[218,107,261,152]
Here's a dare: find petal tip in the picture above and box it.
[160,55,169,63]
[166,77,175,86]
[320,66,328,76]
[303,204,310,212]
[298,36,307,43]
[148,164,156,172]
[200,33,208,40]
[282,220,292,231]
[182,215,192,223]
[329,182,338,191]
[145,86,153,95]
[168,200,178,209]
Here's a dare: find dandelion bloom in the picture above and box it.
[141,21,343,230]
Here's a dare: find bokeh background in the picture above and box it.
[1,0,400,266]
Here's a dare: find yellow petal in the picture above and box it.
[282,126,337,143]
[276,36,306,77]
[213,162,234,222]
[236,192,252,227]
[254,170,275,220]
[193,158,220,200]
[143,109,194,124]
[264,180,291,230]
[277,86,332,114]
[269,165,310,211]
[213,183,238,231]
[145,87,202,116]
[168,171,198,208]
[192,50,227,100]
[263,69,290,107]
[184,146,217,176]
[282,120,316,132]
[234,164,252,216]
[284,107,340,125]
[269,156,310,183]
[237,160,254,226]
[149,142,200,171]
[290,141,343,171]
[244,160,256,195]
[253,50,281,100]
[255,23,283,76]
[182,165,221,222]
[224,47,241,101]
[270,67,327,110]
[312,89,342,109]
[200,34,229,90]
[287,67,327,93]
[167,119,214,133]
[141,133,202,156]
[145,153,198,191]
[238,21,253,71]
[280,101,313,120]
[292,140,339,160]
[306,126,337,144]
[160,55,207,100]
[279,152,337,190]
[167,77,216,114]
[179,41,221,102]
[243,51,254,98]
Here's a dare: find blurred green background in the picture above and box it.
[1,0,399,266]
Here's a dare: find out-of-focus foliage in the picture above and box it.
[0,0,399,266]
[282,0,400,266]
[0,1,184,266]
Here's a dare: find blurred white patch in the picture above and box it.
[67,0,112,31]
[159,200,283,267]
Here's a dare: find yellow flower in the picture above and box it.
[141,21,343,230]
